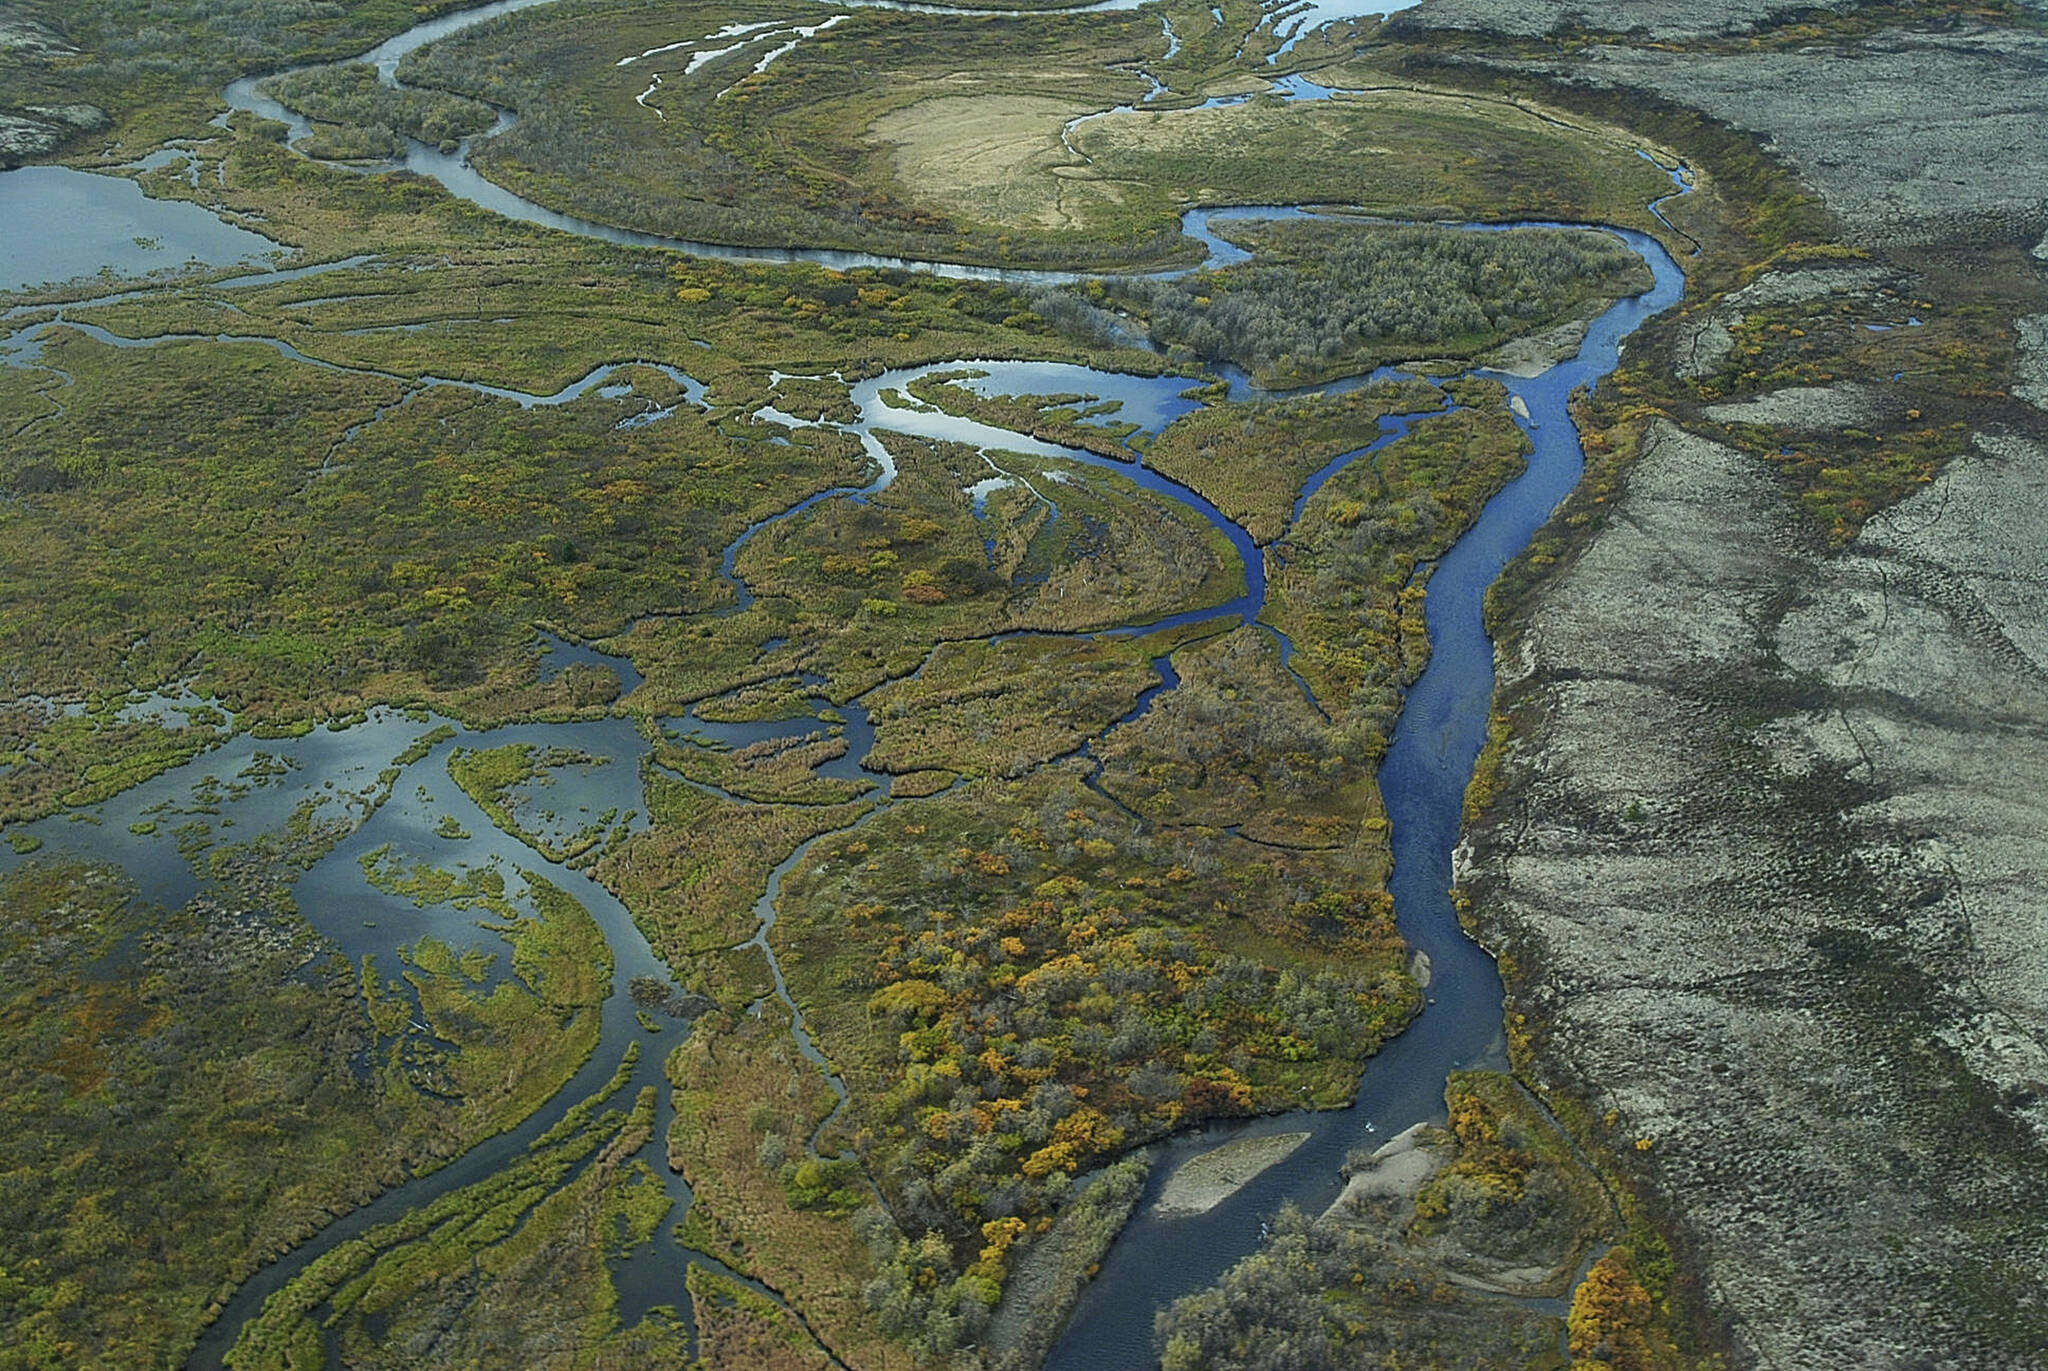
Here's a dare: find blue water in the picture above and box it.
[942,360,1204,441]
[0,702,702,1370]
[0,0,1692,1360]
[0,166,280,293]
[1267,0,1423,58]
[1041,225,1685,1371]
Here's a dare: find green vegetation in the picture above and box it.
[664,1000,897,1367]
[657,726,874,805]
[262,61,497,160]
[600,780,872,962]
[1143,378,1445,544]
[707,430,1241,700]
[1568,1246,1688,1371]
[0,0,482,156]
[394,0,1672,267]
[0,0,1771,1361]
[1373,36,2037,559]
[0,851,608,1370]
[1411,1073,1615,1279]
[227,1063,692,1371]
[984,1157,1150,1371]
[1095,624,1380,850]
[1100,219,1651,388]
[1269,398,1530,746]
[0,119,1170,823]
[402,0,1171,265]
[359,856,612,1133]
[770,764,1418,1359]
[1153,1071,1623,1371]
[1067,91,1672,243]
[687,1265,836,1371]
[1154,1204,1562,1371]
[862,625,1220,780]
[0,315,858,763]
[448,743,627,861]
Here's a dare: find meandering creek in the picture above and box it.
[0,0,1685,1363]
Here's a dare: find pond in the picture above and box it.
[0,165,279,293]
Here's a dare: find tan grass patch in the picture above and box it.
[870,93,1116,229]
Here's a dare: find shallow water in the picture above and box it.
[940,360,1204,440]
[1268,0,1421,57]
[0,0,1688,1361]
[0,165,279,293]
[12,220,1678,1371]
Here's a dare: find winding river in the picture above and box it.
[0,0,1686,1364]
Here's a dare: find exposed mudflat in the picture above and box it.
[1324,1123,1441,1217]
[1479,305,1599,378]
[1151,1132,1311,1218]
[871,94,1112,231]
[1465,418,2048,1368]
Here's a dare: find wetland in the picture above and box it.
[5,0,2040,1369]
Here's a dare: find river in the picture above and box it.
[0,0,1683,1364]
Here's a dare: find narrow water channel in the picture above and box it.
[1044,223,1685,1368]
[0,0,1687,1363]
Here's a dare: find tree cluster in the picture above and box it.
[1096,219,1648,385]
[1155,1204,1562,1371]
[264,61,498,158]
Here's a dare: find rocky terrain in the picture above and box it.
[1404,6,2048,247]
[1420,0,2048,1365]
[1468,412,2048,1367]
[1403,0,1861,41]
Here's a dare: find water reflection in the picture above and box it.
[0,166,278,293]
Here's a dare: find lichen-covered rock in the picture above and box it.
[2016,315,2048,413]
[0,15,76,56]
[1702,381,1899,431]
[1466,420,2048,1368]
[1398,9,2048,246]
[26,103,109,130]
[1399,0,1860,41]
[0,113,64,160]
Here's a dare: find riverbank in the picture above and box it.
[0,1,1714,1367]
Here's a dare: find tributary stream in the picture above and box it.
[0,0,1685,1363]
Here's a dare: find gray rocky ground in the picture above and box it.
[1672,266,1900,380]
[1465,414,2048,1368]
[1402,0,1859,41]
[0,100,106,163]
[1400,4,2048,247]
[1397,3,2048,1362]
[1701,381,1900,430]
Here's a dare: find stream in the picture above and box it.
[0,0,1685,1364]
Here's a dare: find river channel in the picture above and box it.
[0,0,1683,1363]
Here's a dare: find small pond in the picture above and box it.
[0,166,279,293]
